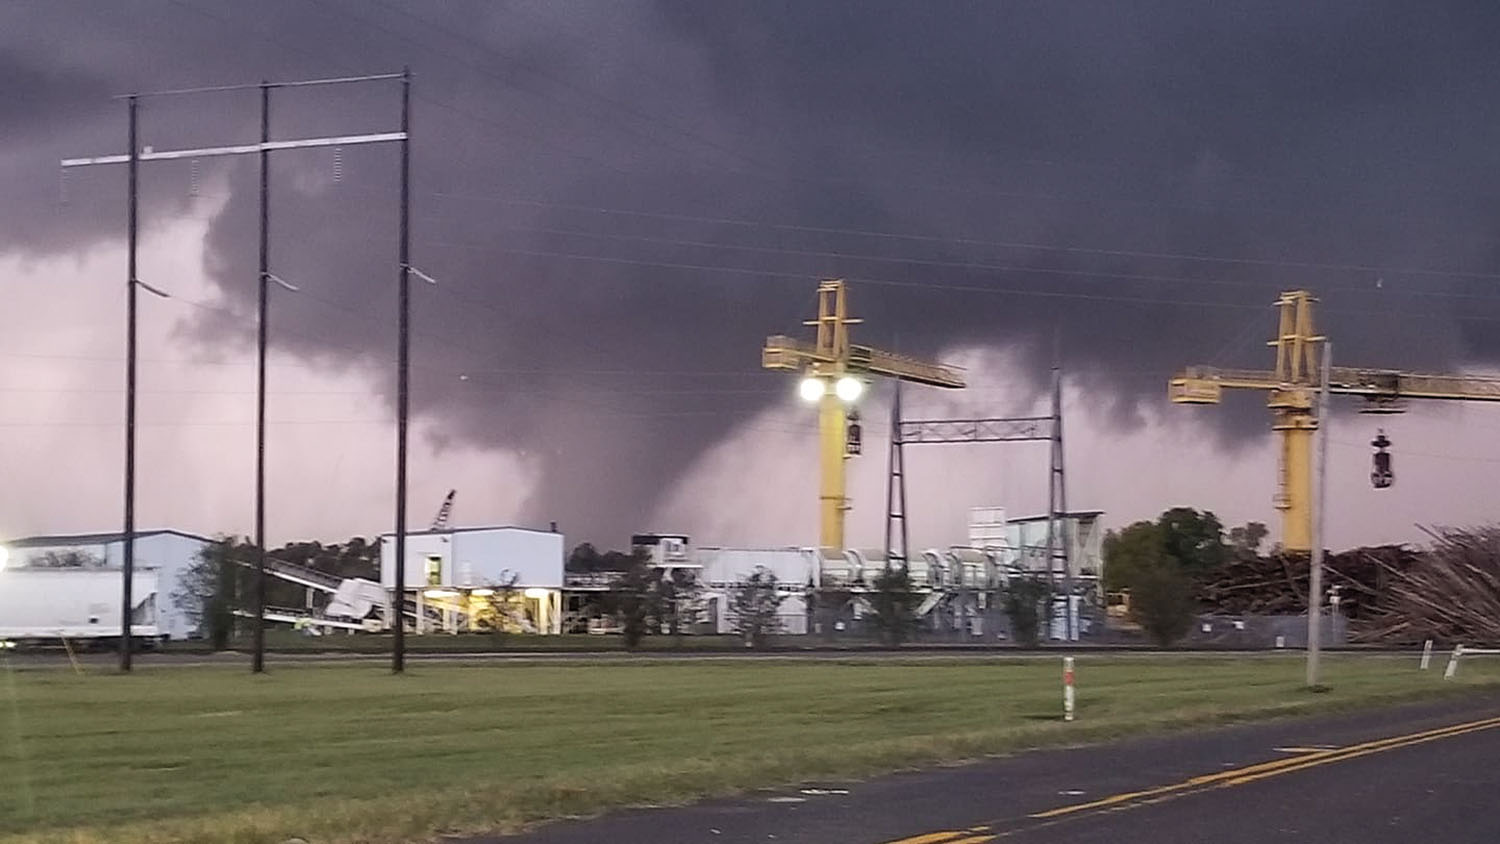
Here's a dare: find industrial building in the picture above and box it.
[999,510,1105,580]
[694,544,820,634]
[0,509,1098,644]
[378,525,566,634]
[0,530,212,642]
[640,507,1105,641]
[0,523,568,642]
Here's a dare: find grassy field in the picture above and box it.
[2,654,1497,844]
[160,629,765,654]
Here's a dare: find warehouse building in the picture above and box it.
[0,530,212,641]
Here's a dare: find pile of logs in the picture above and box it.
[1193,529,1500,645]
[1196,545,1416,621]
[1353,527,1500,645]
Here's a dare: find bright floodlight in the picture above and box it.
[835,375,864,402]
[523,587,550,600]
[799,376,827,402]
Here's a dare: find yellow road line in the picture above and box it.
[884,828,992,844]
[883,833,967,844]
[1224,719,1500,786]
[886,713,1500,843]
[1029,713,1500,819]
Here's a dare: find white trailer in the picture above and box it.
[0,567,160,642]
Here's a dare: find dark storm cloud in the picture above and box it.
[9,1,1500,542]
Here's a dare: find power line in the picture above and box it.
[417,191,1500,284]
[326,0,1500,243]
[0,382,784,398]
[0,406,820,429]
[364,0,771,174]
[154,4,1500,302]
[409,242,1382,313]
[169,0,1500,279]
[0,348,776,379]
[166,184,1500,306]
[426,220,1271,292]
[167,0,633,178]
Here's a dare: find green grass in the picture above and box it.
[162,630,764,654]
[2,654,1496,843]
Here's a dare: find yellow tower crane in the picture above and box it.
[1170,289,1500,552]
[763,279,965,553]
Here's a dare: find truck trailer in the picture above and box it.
[0,567,161,644]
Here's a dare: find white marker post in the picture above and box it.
[1420,639,1433,671]
[1063,656,1076,722]
[1445,644,1464,680]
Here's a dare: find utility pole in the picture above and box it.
[252,81,271,674]
[62,71,410,675]
[1307,340,1331,688]
[121,95,139,673]
[393,67,412,674]
[1051,362,1072,641]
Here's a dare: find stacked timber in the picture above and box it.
[1354,527,1500,646]
[1196,545,1416,621]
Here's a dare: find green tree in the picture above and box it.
[1002,576,1048,646]
[566,542,605,573]
[867,566,922,645]
[606,549,659,649]
[1105,510,1230,594]
[171,537,250,649]
[1130,565,1198,647]
[475,572,522,643]
[658,568,703,645]
[731,567,785,648]
[30,549,105,568]
[1156,507,1228,577]
[1102,521,1169,593]
[273,537,378,581]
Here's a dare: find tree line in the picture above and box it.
[172,515,1258,650]
[1103,507,1266,645]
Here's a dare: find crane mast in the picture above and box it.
[763,280,964,553]
[1170,289,1500,551]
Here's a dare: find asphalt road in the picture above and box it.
[480,692,1500,844]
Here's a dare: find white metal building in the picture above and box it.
[696,546,819,635]
[379,525,565,634]
[0,530,212,641]
[670,506,1105,639]
[1000,511,1105,579]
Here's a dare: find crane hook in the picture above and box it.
[1371,429,1393,489]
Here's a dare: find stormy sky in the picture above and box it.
[7,1,1500,551]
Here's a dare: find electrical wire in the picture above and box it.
[415,191,1500,285]
[168,0,1500,291]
